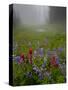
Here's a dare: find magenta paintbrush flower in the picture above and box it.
[28,48,33,64]
[20,53,25,62]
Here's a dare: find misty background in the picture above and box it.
[13,4,66,31]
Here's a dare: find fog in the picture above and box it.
[13,4,50,26]
[13,4,66,27]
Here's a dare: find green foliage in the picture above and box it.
[56,75,65,83]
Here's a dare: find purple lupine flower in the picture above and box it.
[26,72,32,78]
[58,47,64,52]
[36,69,40,75]
[47,50,51,57]
[38,72,43,80]
[56,57,60,65]
[38,48,44,57]
[33,66,40,74]
[33,67,37,71]
[15,56,20,63]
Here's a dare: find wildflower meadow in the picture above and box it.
[12,24,66,86]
